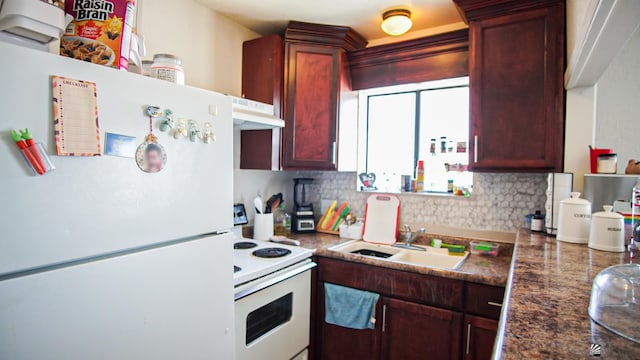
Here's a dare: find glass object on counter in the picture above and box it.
[589,264,640,344]
[274,204,292,237]
[151,54,185,85]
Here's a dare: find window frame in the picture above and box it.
[357,77,471,193]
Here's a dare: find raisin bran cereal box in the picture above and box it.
[61,0,136,70]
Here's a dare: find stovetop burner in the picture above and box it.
[234,265,241,273]
[234,241,258,250]
[252,247,292,259]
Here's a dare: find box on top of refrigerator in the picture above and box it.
[60,0,135,70]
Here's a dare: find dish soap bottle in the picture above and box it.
[274,204,292,237]
[415,160,425,192]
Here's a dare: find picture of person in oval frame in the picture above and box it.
[136,140,167,173]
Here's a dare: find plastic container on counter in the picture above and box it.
[470,241,500,257]
[151,54,184,85]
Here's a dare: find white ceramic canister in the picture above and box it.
[588,205,625,252]
[557,192,592,244]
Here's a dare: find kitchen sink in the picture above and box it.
[329,241,402,258]
[328,240,469,270]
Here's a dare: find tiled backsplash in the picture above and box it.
[297,172,547,232]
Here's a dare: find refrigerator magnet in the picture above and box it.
[136,136,167,173]
[137,109,167,173]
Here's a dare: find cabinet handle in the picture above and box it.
[466,323,471,355]
[488,301,503,307]
[473,135,478,163]
[382,304,387,332]
[331,141,337,166]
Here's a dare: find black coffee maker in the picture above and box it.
[293,178,315,233]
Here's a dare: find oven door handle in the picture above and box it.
[234,261,317,301]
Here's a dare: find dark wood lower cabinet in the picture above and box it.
[320,322,381,360]
[382,298,462,360]
[463,315,499,360]
[313,258,505,360]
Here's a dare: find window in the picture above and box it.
[358,77,472,195]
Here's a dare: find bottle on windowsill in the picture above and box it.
[415,160,425,192]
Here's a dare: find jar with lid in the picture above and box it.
[531,210,545,232]
[151,54,185,85]
[597,153,617,174]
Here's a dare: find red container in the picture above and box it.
[590,148,612,173]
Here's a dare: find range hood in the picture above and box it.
[230,96,284,130]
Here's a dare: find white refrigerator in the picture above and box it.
[0,42,235,359]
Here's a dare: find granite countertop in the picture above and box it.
[495,228,640,359]
[290,232,513,287]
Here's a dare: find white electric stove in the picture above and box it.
[231,204,315,360]
[232,232,314,288]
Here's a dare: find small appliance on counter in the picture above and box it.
[557,192,592,244]
[545,173,573,235]
[583,174,640,213]
[588,206,625,252]
[293,178,315,233]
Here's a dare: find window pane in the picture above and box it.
[367,93,416,189]
[419,86,471,192]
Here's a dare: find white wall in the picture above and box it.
[595,26,640,170]
[564,86,596,192]
[140,0,297,216]
[139,0,258,94]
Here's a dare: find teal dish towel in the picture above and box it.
[324,283,380,330]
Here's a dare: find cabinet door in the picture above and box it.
[382,297,462,360]
[283,43,341,170]
[240,35,283,170]
[463,315,498,360]
[468,5,564,171]
[317,282,381,360]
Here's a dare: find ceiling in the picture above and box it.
[196,0,464,42]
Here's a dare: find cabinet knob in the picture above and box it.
[382,304,388,332]
[466,323,471,355]
[474,135,478,163]
[331,141,337,166]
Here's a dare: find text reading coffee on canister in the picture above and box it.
[151,54,185,85]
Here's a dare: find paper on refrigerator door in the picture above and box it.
[52,75,101,156]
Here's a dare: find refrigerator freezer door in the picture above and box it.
[0,42,233,275]
[0,233,235,360]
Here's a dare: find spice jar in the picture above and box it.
[151,54,185,85]
[531,210,545,232]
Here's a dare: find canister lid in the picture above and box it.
[560,192,592,205]
[593,205,624,219]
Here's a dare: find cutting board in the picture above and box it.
[363,194,400,244]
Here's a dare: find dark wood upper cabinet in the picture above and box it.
[282,22,367,170]
[454,0,565,172]
[240,35,283,170]
[348,29,469,90]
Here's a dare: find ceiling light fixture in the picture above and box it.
[381,9,413,36]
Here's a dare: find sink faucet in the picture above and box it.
[393,225,426,251]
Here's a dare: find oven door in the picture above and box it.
[235,262,314,360]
